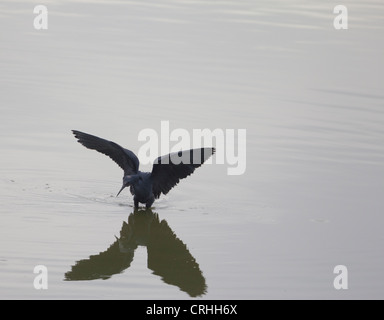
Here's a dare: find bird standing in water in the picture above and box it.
[72,130,215,208]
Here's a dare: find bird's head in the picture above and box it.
[116,175,135,197]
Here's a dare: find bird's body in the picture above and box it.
[72,130,215,208]
[126,172,155,208]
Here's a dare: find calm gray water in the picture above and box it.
[1,0,383,299]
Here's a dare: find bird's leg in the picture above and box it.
[134,197,139,209]
[145,195,155,209]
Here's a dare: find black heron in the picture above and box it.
[72,130,215,208]
[65,208,207,297]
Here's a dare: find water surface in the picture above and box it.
[1,0,384,299]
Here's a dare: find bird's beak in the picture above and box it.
[116,185,126,197]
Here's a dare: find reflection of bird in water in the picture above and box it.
[72,130,215,208]
[64,209,207,297]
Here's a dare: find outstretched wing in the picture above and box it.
[72,130,139,175]
[151,148,215,199]
[147,213,207,297]
[64,239,135,281]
